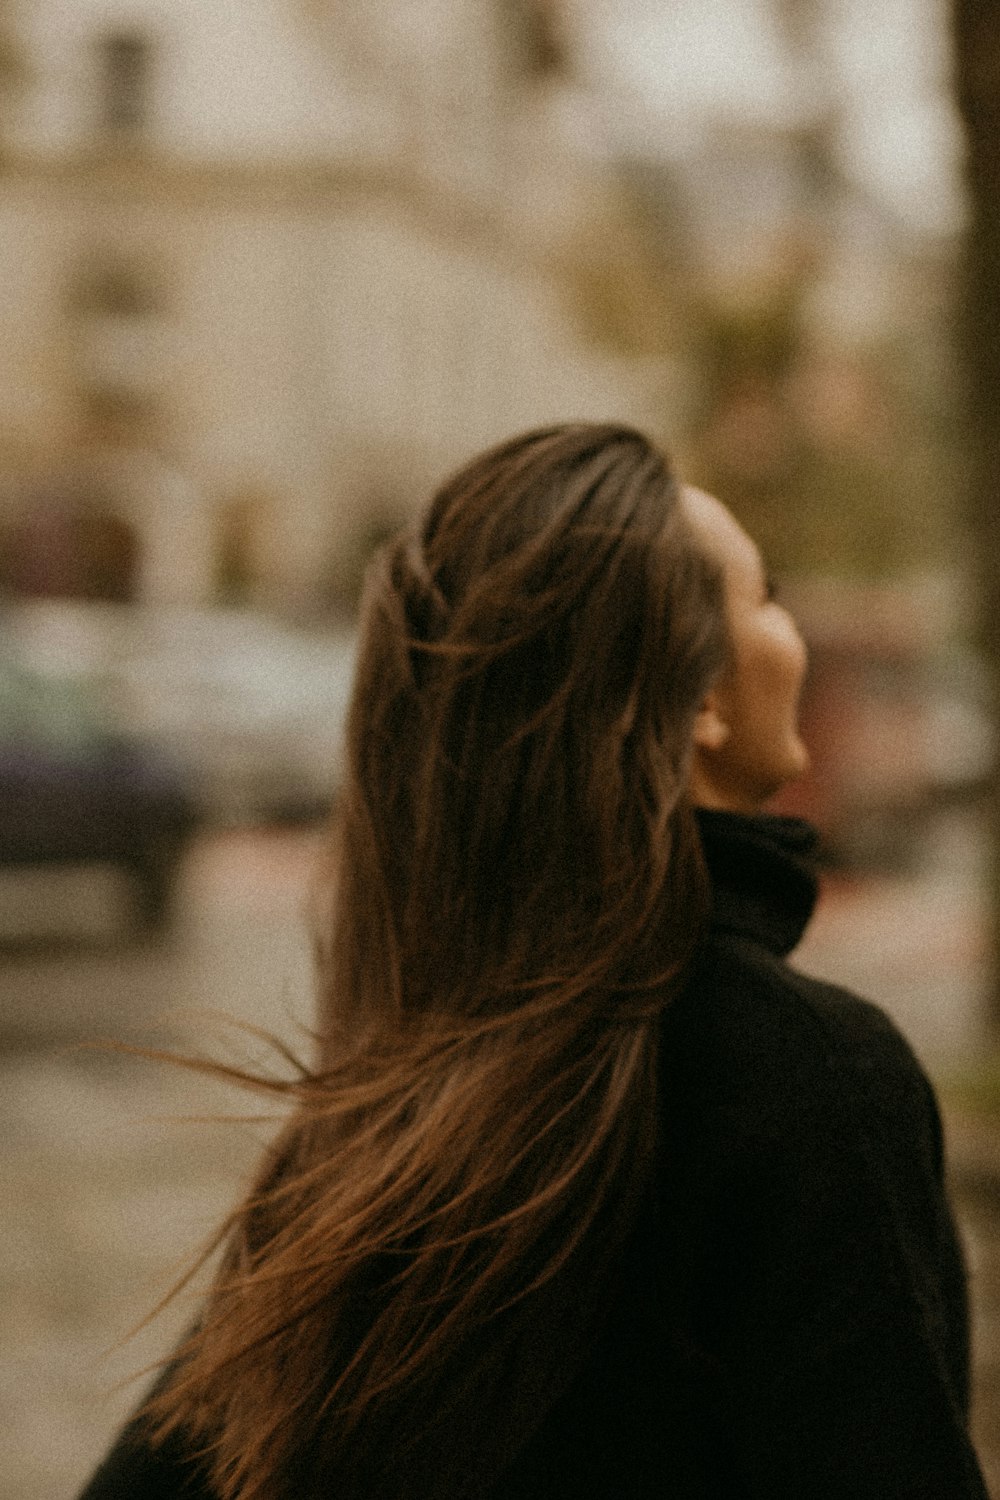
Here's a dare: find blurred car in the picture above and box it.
[0,647,196,933]
[112,611,357,826]
[5,600,357,827]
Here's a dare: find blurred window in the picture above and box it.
[66,256,169,443]
[77,385,159,447]
[504,0,566,81]
[70,260,164,319]
[97,30,153,138]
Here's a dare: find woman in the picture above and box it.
[80,423,987,1499]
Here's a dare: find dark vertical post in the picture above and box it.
[954,0,1000,1031]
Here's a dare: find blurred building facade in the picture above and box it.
[0,0,669,612]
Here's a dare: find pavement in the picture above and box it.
[1,809,999,1498]
[794,807,1000,1496]
[1,826,322,1500]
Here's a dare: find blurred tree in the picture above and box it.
[686,285,954,580]
[775,0,841,218]
[954,0,1000,1031]
[551,173,690,364]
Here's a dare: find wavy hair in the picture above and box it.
[141,423,728,1499]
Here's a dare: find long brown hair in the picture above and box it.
[142,423,727,1499]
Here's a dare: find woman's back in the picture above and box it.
[497,810,979,1498]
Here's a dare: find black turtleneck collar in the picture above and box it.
[694,807,819,958]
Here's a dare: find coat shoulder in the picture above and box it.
[663,932,942,1177]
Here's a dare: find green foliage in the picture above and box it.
[940,1052,1000,1120]
[685,293,960,578]
[697,297,801,386]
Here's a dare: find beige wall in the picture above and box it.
[0,1,673,609]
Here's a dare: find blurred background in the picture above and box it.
[1,0,999,1494]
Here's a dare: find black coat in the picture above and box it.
[79,811,988,1499]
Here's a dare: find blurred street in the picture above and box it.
[1,824,323,1500]
[0,807,997,1497]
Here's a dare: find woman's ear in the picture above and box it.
[692,693,731,753]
